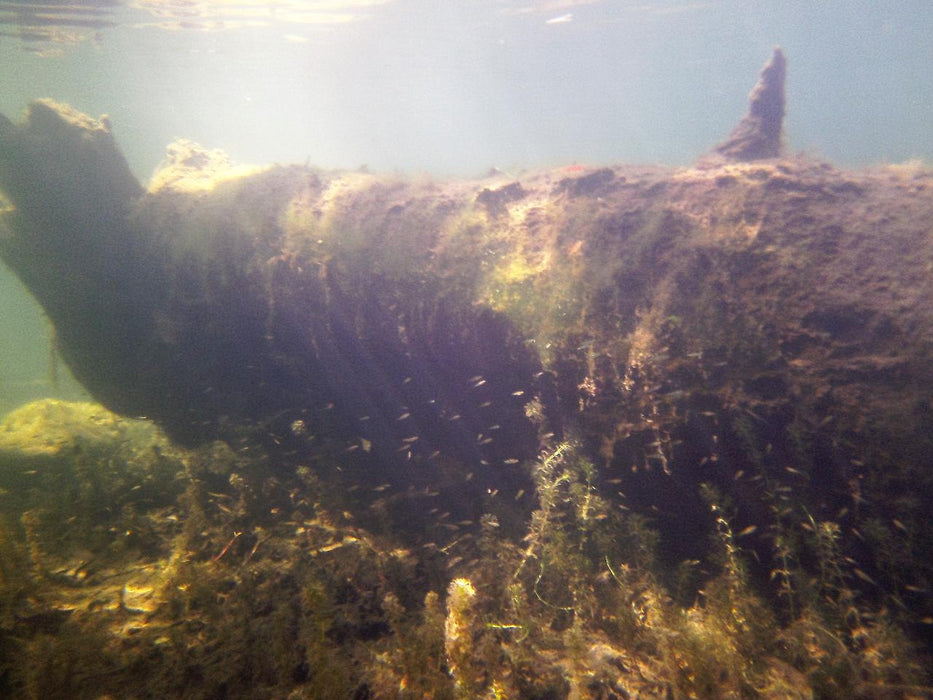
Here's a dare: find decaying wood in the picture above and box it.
[2,54,933,593]
[709,47,786,161]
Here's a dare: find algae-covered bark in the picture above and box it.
[1,51,933,696]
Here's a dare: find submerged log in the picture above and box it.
[2,54,933,613]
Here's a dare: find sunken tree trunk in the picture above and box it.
[1,51,932,627]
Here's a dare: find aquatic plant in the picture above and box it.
[0,398,930,698]
[444,577,478,696]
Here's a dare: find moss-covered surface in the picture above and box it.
[0,399,929,699]
[2,100,933,697]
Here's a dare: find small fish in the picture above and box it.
[511,390,525,396]
[737,525,758,537]
[397,412,411,421]
[503,458,520,465]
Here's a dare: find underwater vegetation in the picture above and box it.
[0,50,932,697]
[0,399,929,698]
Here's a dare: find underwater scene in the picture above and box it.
[1,2,933,698]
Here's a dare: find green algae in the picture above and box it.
[0,399,928,698]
